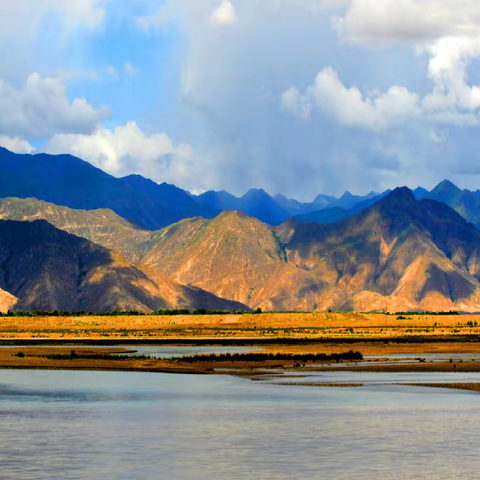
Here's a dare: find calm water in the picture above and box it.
[1,369,480,480]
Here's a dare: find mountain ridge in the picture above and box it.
[0,217,249,313]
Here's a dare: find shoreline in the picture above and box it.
[0,344,480,393]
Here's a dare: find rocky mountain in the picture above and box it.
[2,169,480,312]
[0,218,248,313]
[276,188,480,312]
[426,180,480,228]
[120,174,218,222]
[0,197,150,262]
[139,210,317,310]
[334,191,378,210]
[412,187,429,200]
[0,147,218,230]
[137,189,480,312]
[0,288,17,312]
[273,191,380,216]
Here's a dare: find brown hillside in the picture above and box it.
[0,198,150,262]
[0,219,247,313]
[275,188,480,311]
[141,211,321,309]
[3,192,480,312]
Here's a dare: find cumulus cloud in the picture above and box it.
[281,66,480,130]
[281,67,421,130]
[284,1,480,131]
[42,122,206,188]
[0,136,33,154]
[210,0,238,26]
[0,73,110,139]
[88,0,480,196]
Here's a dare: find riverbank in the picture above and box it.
[2,344,480,392]
[2,312,480,392]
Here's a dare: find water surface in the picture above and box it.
[1,369,480,480]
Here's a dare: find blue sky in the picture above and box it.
[1,0,480,200]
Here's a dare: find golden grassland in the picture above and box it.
[1,312,480,340]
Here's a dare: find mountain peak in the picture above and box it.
[388,186,415,198]
[433,179,461,193]
[372,187,418,220]
[242,188,269,199]
[340,191,354,200]
[216,209,248,220]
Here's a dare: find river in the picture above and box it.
[1,368,480,479]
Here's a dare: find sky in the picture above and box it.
[1,0,480,200]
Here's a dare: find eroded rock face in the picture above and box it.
[139,188,480,312]
[2,187,480,312]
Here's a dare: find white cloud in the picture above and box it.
[43,122,204,187]
[335,0,480,46]
[282,65,480,130]
[129,0,480,196]
[0,136,33,154]
[210,0,238,26]
[284,1,480,131]
[330,0,480,127]
[282,67,422,130]
[0,73,110,139]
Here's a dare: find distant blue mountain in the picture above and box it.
[274,193,337,215]
[196,190,239,211]
[412,187,429,200]
[2,146,475,232]
[274,190,381,216]
[426,180,480,228]
[0,147,219,230]
[294,191,391,224]
[197,188,290,225]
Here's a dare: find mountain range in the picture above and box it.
[2,146,480,312]
[3,146,480,230]
[0,147,218,230]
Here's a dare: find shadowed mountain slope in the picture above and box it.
[0,197,151,262]
[0,147,218,230]
[426,180,480,228]
[4,189,480,312]
[276,188,480,311]
[140,189,480,312]
[0,219,248,313]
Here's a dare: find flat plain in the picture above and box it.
[1,312,480,341]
